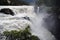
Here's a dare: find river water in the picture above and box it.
[0,6,56,40]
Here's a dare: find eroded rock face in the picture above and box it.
[0,8,14,16]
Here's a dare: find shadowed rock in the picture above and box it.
[23,16,30,21]
[0,8,14,16]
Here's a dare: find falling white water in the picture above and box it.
[30,6,56,40]
[0,6,56,40]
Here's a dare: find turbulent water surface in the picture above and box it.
[0,6,56,40]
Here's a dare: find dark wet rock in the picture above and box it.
[23,16,30,21]
[0,8,14,16]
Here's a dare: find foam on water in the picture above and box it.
[0,6,56,40]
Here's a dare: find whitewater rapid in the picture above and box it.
[0,6,56,40]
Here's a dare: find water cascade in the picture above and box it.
[0,6,56,40]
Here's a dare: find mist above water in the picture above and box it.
[30,5,56,40]
[0,5,56,40]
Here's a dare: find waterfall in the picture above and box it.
[0,6,56,40]
[31,5,56,40]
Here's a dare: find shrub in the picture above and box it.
[3,26,40,40]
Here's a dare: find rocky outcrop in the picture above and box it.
[0,8,14,16]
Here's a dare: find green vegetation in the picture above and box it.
[3,26,40,40]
